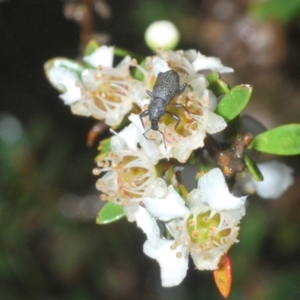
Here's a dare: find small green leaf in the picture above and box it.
[96,138,111,161]
[215,84,253,122]
[96,202,125,225]
[84,39,100,56]
[97,137,111,153]
[207,72,231,96]
[244,153,263,181]
[114,47,144,61]
[177,184,189,201]
[249,124,300,155]
[131,60,146,81]
[44,58,85,79]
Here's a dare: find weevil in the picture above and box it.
[140,70,192,146]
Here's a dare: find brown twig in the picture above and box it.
[204,133,253,189]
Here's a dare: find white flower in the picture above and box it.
[189,168,247,210]
[189,50,233,74]
[139,168,246,286]
[141,185,190,286]
[128,113,162,164]
[132,55,227,163]
[47,63,81,105]
[185,169,246,270]
[143,185,190,221]
[93,128,157,211]
[46,46,145,126]
[145,20,180,51]
[83,45,114,68]
[156,49,233,76]
[252,161,294,199]
[143,239,189,287]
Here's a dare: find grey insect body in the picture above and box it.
[150,69,182,103]
[140,70,192,146]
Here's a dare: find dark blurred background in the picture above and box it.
[1,0,300,299]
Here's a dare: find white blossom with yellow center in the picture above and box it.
[93,124,157,218]
[93,123,175,245]
[131,53,228,163]
[140,168,246,287]
[47,46,145,126]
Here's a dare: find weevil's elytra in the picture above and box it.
[140,70,193,147]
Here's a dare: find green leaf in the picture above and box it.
[96,138,111,161]
[44,58,85,80]
[96,202,125,225]
[84,39,100,56]
[114,47,144,61]
[250,0,300,23]
[215,84,253,122]
[244,153,263,181]
[249,124,300,155]
[114,47,132,57]
[131,60,146,81]
[207,72,230,96]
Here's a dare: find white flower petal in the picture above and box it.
[128,113,161,164]
[123,202,139,222]
[110,135,126,151]
[188,76,208,100]
[143,239,189,287]
[147,178,168,198]
[117,123,140,151]
[143,185,189,221]
[253,161,294,199]
[182,49,198,63]
[170,133,205,163]
[207,89,218,111]
[192,168,246,210]
[192,53,233,74]
[81,69,98,89]
[134,205,161,246]
[115,55,132,72]
[152,57,170,76]
[83,46,114,68]
[202,108,227,134]
[70,101,91,116]
[48,66,81,104]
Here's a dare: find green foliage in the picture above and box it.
[215,85,253,122]
[244,153,264,181]
[207,71,230,96]
[131,60,146,81]
[96,202,125,224]
[249,124,300,155]
[96,138,111,161]
[250,0,300,22]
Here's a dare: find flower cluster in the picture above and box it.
[45,43,294,291]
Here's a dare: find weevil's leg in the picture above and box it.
[143,128,152,140]
[146,90,153,98]
[169,103,190,115]
[178,83,193,94]
[140,109,149,128]
[166,111,181,129]
[143,128,167,150]
[158,129,167,150]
